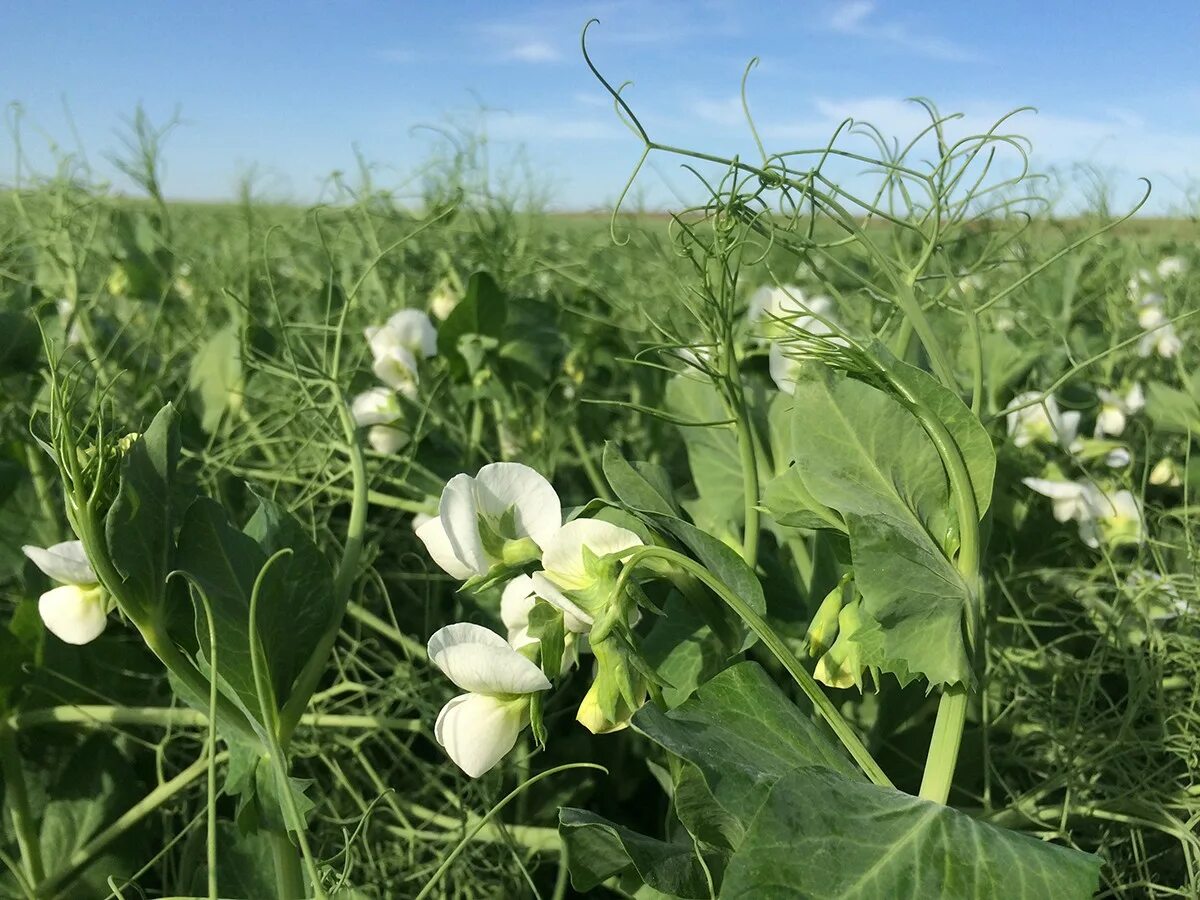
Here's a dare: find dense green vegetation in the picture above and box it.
[0,97,1197,898]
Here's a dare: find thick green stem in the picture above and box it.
[269,830,305,900]
[726,352,760,569]
[885,374,984,804]
[0,726,44,886]
[617,546,892,788]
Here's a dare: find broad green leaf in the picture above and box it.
[243,496,336,702]
[640,592,725,707]
[649,515,766,653]
[39,736,144,897]
[664,375,744,533]
[760,466,843,531]
[871,343,996,517]
[558,808,717,898]
[1145,380,1200,434]
[184,823,275,900]
[175,496,268,725]
[188,323,243,433]
[602,442,680,516]
[105,403,181,613]
[437,271,507,380]
[718,767,1100,899]
[789,366,971,686]
[0,601,42,713]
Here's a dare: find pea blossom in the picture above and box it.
[350,387,408,455]
[1006,392,1081,449]
[1094,384,1144,438]
[22,541,111,645]
[415,463,561,580]
[428,623,551,777]
[1022,478,1143,548]
[530,519,644,633]
[365,309,438,396]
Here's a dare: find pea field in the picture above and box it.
[0,38,1198,900]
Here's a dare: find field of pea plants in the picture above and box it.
[1,49,1198,900]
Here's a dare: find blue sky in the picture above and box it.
[2,1,1198,213]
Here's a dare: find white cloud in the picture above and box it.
[505,40,563,63]
[822,1,978,63]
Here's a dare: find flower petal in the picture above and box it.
[22,541,96,585]
[386,309,438,358]
[768,343,797,395]
[540,519,642,589]
[427,622,550,694]
[39,585,108,645]
[372,346,420,393]
[434,693,524,778]
[351,387,401,427]
[367,425,408,455]
[530,572,594,632]
[500,575,537,636]
[414,516,476,580]
[472,463,562,548]
[439,473,489,575]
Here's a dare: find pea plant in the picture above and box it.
[2,30,1185,900]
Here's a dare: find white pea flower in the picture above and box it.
[1138,322,1182,359]
[1149,457,1182,487]
[749,284,836,333]
[1126,269,1154,302]
[415,463,561,580]
[350,387,409,454]
[1095,384,1144,438]
[531,519,643,633]
[1156,256,1186,280]
[769,342,801,394]
[428,280,460,321]
[1022,477,1099,525]
[1105,447,1132,468]
[428,623,551,778]
[1022,479,1143,548]
[365,309,438,396]
[1007,392,1081,449]
[22,541,111,645]
[501,575,581,670]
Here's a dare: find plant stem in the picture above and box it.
[617,546,892,788]
[269,829,305,900]
[345,602,428,660]
[567,424,613,502]
[0,726,44,886]
[725,350,760,569]
[278,397,369,746]
[5,704,421,733]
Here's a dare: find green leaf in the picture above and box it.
[789,366,971,686]
[0,601,42,713]
[649,515,767,653]
[558,808,717,898]
[105,403,181,614]
[174,497,269,725]
[625,662,1100,900]
[602,442,680,516]
[437,271,507,380]
[39,736,144,897]
[634,663,862,840]
[640,592,726,708]
[185,822,275,900]
[718,767,1100,899]
[664,375,743,533]
[176,496,335,731]
[871,343,996,518]
[243,496,336,703]
[760,466,843,531]
[1145,379,1200,434]
[188,323,243,434]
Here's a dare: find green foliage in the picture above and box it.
[787,365,972,686]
